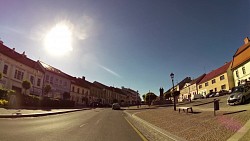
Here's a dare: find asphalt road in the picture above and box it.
[0,108,143,141]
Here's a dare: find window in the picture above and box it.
[45,75,49,82]
[220,75,225,80]
[77,88,80,93]
[236,70,239,78]
[55,78,58,85]
[50,76,53,84]
[199,85,202,89]
[205,82,208,87]
[3,64,8,74]
[37,78,41,86]
[242,67,246,75]
[30,75,35,84]
[221,85,226,90]
[82,89,84,94]
[72,86,75,92]
[212,79,216,84]
[14,69,24,80]
[214,88,217,92]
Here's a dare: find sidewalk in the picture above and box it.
[124,105,250,141]
[0,107,90,118]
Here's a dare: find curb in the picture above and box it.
[0,108,90,118]
[124,110,187,141]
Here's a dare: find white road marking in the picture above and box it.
[80,123,87,127]
[95,119,101,125]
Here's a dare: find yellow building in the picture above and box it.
[180,74,206,100]
[231,37,250,86]
[198,62,234,96]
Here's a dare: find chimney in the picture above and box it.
[82,76,85,80]
[12,48,15,51]
[244,37,249,44]
[0,39,3,44]
[22,51,26,57]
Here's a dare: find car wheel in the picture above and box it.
[242,97,245,104]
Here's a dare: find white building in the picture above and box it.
[38,61,71,99]
[231,37,250,86]
[0,41,44,95]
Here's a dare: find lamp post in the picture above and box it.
[170,73,176,111]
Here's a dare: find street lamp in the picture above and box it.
[170,73,176,111]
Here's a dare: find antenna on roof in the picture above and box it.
[204,66,207,73]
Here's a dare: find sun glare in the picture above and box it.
[44,23,73,56]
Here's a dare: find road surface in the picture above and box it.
[0,108,144,141]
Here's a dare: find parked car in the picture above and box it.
[209,92,216,97]
[192,94,204,100]
[227,85,250,105]
[89,102,103,108]
[112,103,120,110]
[215,90,228,97]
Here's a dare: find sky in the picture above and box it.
[0,0,249,96]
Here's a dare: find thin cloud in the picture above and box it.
[99,65,121,78]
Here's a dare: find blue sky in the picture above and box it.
[0,0,249,96]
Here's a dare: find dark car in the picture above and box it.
[89,102,103,108]
[205,92,216,98]
[112,103,120,110]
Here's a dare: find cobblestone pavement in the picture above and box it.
[125,96,250,141]
[125,110,186,141]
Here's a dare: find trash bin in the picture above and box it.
[214,99,219,111]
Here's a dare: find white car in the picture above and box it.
[227,85,250,105]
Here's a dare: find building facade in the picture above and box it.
[0,42,44,96]
[231,37,250,86]
[70,77,90,106]
[198,62,234,96]
[38,61,71,99]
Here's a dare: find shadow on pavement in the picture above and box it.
[193,101,214,106]
[125,107,158,110]
[223,110,247,115]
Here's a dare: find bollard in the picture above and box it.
[214,99,220,116]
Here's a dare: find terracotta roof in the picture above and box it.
[190,74,206,85]
[38,61,70,79]
[231,41,250,69]
[178,77,192,90]
[70,77,90,89]
[0,43,44,72]
[198,61,231,84]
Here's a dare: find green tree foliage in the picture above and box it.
[22,80,31,95]
[0,72,2,79]
[145,92,157,104]
[43,84,52,96]
[142,94,146,101]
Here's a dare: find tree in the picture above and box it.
[142,94,146,101]
[22,80,31,95]
[63,92,70,100]
[145,92,157,105]
[0,72,2,80]
[43,84,51,97]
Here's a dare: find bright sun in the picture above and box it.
[44,23,73,56]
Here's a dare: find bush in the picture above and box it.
[0,99,8,106]
[17,94,75,108]
[0,89,8,99]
